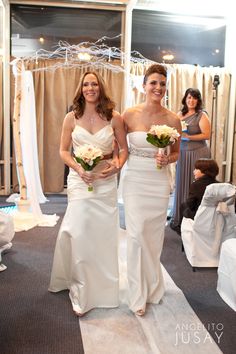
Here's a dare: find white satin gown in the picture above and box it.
[49,124,119,314]
[122,132,171,313]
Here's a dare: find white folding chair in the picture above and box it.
[181,183,236,270]
[217,237,236,311]
[0,211,15,271]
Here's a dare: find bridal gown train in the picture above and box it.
[122,132,171,313]
[49,124,119,314]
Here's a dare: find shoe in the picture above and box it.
[74,309,90,317]
[74,311,84,317]
[0,263,7,272]
[169,221,181,235]
[135,309,145,316]
[0,242,13,255]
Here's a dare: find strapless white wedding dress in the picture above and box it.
[49,124,119,314]
[122,132,171,313]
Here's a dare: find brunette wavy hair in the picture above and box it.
[72,71,115,121]
[181,88,203,116]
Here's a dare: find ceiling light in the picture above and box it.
[163,54,174,61]
[39,36,44,44]
[77,52,91,61]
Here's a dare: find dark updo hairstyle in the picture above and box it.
[72,71,115,121]
[143,64,167,85]
[194,158,219,178]
[181,88,203,116]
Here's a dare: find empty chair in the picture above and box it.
[0,211,15,271]
[181,183,236,269]
[217,238,236,311]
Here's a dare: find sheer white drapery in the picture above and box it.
[10,67,59,231]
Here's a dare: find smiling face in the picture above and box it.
[143,73,167,102]
[186,93,198,110]
[82,73,100,103]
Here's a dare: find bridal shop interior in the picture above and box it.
[0,0,236,195]
[0,1,236,354]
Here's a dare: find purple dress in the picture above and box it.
[171,111,211,227]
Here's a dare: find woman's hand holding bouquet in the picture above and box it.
[146,124,180,169]
[74,144,103,191]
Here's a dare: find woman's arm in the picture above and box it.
[60,113,92,184]
[100,112,128,178]
[112,111,128,168]
[156,113,182,167]
[60,113,79,172]
[182,112,211,141]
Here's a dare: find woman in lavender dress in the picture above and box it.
[170,88,211,232]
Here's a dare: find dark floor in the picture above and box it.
[0,193,236,354]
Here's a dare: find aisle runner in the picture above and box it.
[80,230,223,354]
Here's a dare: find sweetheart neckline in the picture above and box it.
[74,125,111,136]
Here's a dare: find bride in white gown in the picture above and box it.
[49,71,128,316]
[122,64,181,316]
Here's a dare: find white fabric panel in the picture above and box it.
[217,238,236,311]
[9,69,59,232]
[181,183,236,267]
[20,70,47,211]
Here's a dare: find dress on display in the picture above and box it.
[122,132,171,313]
[171,111,211,228]
[49,124,119,314]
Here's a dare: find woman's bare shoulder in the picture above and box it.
[163,108,182,130]
[200,110,210,120]
[65,111,74,120]
[111,110,122,126]
[112,110,121,119]
[164,108,179,121]
[122,104,143,119]
[63,111,75,129]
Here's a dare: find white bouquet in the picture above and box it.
[74,144,103,191]
[146,124,180,169]
[181,120,188,132]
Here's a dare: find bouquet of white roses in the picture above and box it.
[146,124,180,169]
[74,144,103,191]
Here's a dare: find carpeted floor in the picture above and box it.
[0,194,235,354]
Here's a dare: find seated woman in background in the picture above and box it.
[175,158,219,235]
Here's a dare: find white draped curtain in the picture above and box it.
[0,57,3,190]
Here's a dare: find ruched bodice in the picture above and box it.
[128,131,158,154]
[67,123,116,201]
[72,124,114,156]
[128,131,154,149]
[181,112,207,151]
[128,131,172,159]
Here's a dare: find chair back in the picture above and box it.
[181,183,236,267]
[0,211,15,247]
